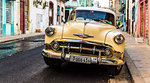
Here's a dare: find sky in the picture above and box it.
[93,0,109,8]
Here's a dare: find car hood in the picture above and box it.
[62,21,116,43]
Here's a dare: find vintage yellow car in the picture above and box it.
[42,7,125,75]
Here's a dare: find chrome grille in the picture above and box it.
[57,42,106,56]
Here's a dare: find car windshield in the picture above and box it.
[76,10,115,25]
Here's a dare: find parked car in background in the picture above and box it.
[42,7,125,75]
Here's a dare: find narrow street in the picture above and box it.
[0,0,150,82]
[0,37,132,83]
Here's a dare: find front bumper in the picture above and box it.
[42,49,125,66]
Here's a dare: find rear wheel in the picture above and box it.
[43,56,62,68]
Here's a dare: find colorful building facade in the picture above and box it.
[137,0,149,44]
[2,0,15,37]
[65,0,91,21]
[123,0,150,45]
[0,0,66,38]
[65,0,81,21]
[57,0,65,25]
[119,0,126,31]
[125,0,136,36]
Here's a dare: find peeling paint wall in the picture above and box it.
[29,0,57,33]
[14,0,20,35]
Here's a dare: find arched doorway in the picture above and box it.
[49,1,54,26]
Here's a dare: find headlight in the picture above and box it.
[114,34,125,44]
[104,48,113,57]
[51,42,60,51]
[45,27,55,36]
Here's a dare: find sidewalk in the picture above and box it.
[123,32,150,83]
[0,32,44,43]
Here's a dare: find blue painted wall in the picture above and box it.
[2,0,6,37]
[11,1,14,36]
[120,0,126,31]
[2,0,14,37]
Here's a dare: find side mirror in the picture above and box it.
[62,18,66,23]
[117,24,124,29]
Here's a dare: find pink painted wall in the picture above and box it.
[137,0,147,39]
[137,1,141,37]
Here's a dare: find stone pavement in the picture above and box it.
[123,32,150,83]
[0,32,44,43]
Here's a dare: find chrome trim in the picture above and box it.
[61,46,65,60]
[67,43,70,52]
[73,34,94,38]
[93,46,96,54]
[42,49,61,59]
[54,39,112,48]
[42,49,125,66]
[99,51,102,64]
[59,46,105,52]
[80,44,82,53]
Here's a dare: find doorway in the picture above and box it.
[145,0,149,44]
[20,0,25,34]
[65,10,69,21]
[6,2,11,36]
[49,1,54,26]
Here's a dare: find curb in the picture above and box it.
[0,33,44,44]
[125,49,145,83]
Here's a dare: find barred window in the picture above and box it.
[6,2,11,23]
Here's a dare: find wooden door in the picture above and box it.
[20,0,25,34]
[140,3,144,37]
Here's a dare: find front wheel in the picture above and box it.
[108,65,123,76]
[114,65,123,75]
[43,56,62,68]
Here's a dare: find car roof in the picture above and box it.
[75,7,116,16]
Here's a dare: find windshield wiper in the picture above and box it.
[94,19,110,24]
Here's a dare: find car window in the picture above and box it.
[76,10,115,25]
[68,11,75,21]
[76,10,106,20]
